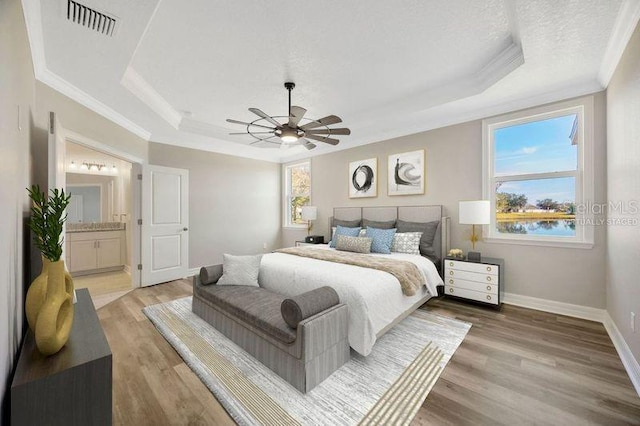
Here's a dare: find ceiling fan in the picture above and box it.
[226,82,350,150]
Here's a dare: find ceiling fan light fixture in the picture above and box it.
[278,126,301,143]
[227,82,349,150]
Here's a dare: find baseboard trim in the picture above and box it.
[187,267,200,278]
[603,312,640,396]
[503,292,605,322]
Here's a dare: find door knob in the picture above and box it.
[183,227,189,231]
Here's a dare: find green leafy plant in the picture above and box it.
[27,185,71,262]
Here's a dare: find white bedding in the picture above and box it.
[259,245,443,356]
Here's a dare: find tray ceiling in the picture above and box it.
[23,0,636,162]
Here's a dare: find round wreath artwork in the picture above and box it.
[352,164,374,193]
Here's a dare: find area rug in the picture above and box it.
[143,297,470,425]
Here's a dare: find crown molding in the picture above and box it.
[121,66,182,129]
[475,40,525,89]
[21,0,151,140]
[597,0,640,88]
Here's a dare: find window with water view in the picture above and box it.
[493,114,577,237]
[485,100,593,243]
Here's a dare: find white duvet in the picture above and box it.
[259,245,443,356]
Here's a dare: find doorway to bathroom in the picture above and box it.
[64,140,139,308]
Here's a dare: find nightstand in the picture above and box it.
[444,256,504,307]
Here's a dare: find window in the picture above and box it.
[283,161,311,227]
[482,97,594,248]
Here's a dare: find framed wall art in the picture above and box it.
[348,158,377,198]
[387,150,425,196]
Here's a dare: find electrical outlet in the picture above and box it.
[632,312,636,333]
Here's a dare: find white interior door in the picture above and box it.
[48,112,67,261]
[141,165,189,286]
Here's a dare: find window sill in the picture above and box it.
[484,237,594,250]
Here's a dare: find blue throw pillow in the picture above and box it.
[330,226,362,248]
[365,227,397,254]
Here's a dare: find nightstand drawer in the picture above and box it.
[445,277,497,295]
[445,286,498,305]
[445,268,497,284]
[446,260,498,275]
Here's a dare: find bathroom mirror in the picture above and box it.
[66,185,102,223]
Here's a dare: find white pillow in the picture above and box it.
[391,232,422,255]
[217,254,262,286]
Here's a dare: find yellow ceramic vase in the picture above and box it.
[33,259,75,356]
[25,257,73,332]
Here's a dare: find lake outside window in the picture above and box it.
[483,97,594,248]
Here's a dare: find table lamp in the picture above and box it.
[301,206,317,235]
[459,200,490,261]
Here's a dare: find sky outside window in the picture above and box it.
[494,114,577,204]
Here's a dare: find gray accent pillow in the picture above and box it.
[332,218,361,228]
[396,220,440,261]
[335,235,372,254]
[281,286,340,328]
[199,264,223,285]
[217,254,262,287]
[362,219,396,229]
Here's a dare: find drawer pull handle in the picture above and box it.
[487,285,492,291]
[486,295,492,301]
[449,271,454,275]
[449,288,454,293]
[486,266,492,272]
[449,279,454,284]
[449,262,454,267]
[486,276,492,281]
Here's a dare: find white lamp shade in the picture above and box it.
[459,200,490,225]
[301,206,317,221]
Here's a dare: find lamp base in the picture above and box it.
[467,251,482,262]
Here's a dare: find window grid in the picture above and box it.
[482,98,594,248]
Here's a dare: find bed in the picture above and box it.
[260,206,449,356]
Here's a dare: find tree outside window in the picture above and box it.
[284,162,310,226]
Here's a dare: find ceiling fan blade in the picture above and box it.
[248,108,283,128]
[300,115,342,130]
[305,128,351,136]
[305,134,340,145]
[299,138,317,150]
[226,119,276,131]
[229,131,274,135]
[288,106,307,127]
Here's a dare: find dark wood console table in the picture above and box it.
[11,288,112,425]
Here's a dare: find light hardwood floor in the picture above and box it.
[75,270,133,309]
[98,280,640,425]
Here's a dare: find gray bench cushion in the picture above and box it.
[196,285,296,344]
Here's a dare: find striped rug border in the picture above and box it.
[155,307,300,426]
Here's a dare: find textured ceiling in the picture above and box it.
[29,0,627,162]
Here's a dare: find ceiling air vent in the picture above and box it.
[66,0,118,37]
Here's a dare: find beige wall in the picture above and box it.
[606,22,640,363]
[35,82,148,161]
[284,92,607,308]
[0,0,35,419]
[148,142,281,269]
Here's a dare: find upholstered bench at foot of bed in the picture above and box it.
[192,273,350,393]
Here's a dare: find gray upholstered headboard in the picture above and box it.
[329,206,450,268]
